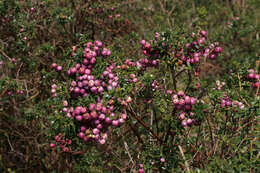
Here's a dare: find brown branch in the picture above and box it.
[0,87,8,97]
[128,121,144,144]
[178,145,191,173]
[21,90,39,103]
[126,105,162,143]
[254,82,259,102]
[0,49,11,60]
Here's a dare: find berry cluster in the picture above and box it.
[70,102,127,144]
[139,40,160,69]
[50,84,58,97]
[127,73,138,83]
[68,63,118,97]
[16,90,24,95]
[247,69,259,88]
[179,31,222,64]
[51,63,62,72]
[50,133,72,152]
[170,91,199,127]
[220,95,245,109]
[121,58,158,72]
[178,111,197,127]
[214,80,226,90]
[171,91,197,111]
[51,41,130,145]
[232,100,245,109]
[220,95,232,108]
[66,41,118,97]
[143,30,223,67]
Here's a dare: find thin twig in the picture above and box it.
[21,90,39,103]
[124,141,135,165]
[16,62,24,79]
[237,73,242,91]
[206,115,214,150]
[185,70,192,93]
[0,87,8,97]
[254,83,259,102]
[150,108,154,146]
[6,134,14,151]
[0,49,11,61]
[178,145,191,173]
[171,67,177,90]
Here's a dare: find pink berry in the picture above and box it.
[196,83,201,89]
[93,128,100,135]
[187,119,193,125]
[200,30,207,37]
[63,147,69,152]
[67,140,72,145]
[105,117,111,124]
[160,157,165,162]
[51,63,57,69]
[179,112,186,121]
[138,169,145,173]
[181,121,187,127]
[177,90,185,96]
[249,69,255,73]
[50,143,56,148]
[78,132,85,139]
[11,58,16,63]
[99,139,106,144]
[56,66,62,71]
[80,126,86,132]
[190,98,196,105]
[184,96,191,104]
[252,82,259,88]
[209,53,217,59]
[140,40,146,46]
[63,100,68,107]
[214,46,223,53]
[76,115,83,121]
[112,120,119,127]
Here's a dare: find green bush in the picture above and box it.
[0,0,259,172]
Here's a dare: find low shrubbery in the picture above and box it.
[0,0,259,172]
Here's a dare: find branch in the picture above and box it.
[124,141,135,165]
[178,145,191,173]
[0,49,11,61]
[171,67,177,90]
[127,105,162,143]
[185,70,192,93]
[128,121,144,144]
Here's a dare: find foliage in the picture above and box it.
[0,0,259,172]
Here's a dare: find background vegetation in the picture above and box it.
[0,0,259,172]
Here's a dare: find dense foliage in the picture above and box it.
[0,0,259,172]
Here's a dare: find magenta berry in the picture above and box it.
[50,143,56,148]
[200,30,207,37]
[214,46,223,53]
[181,121,187,127]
